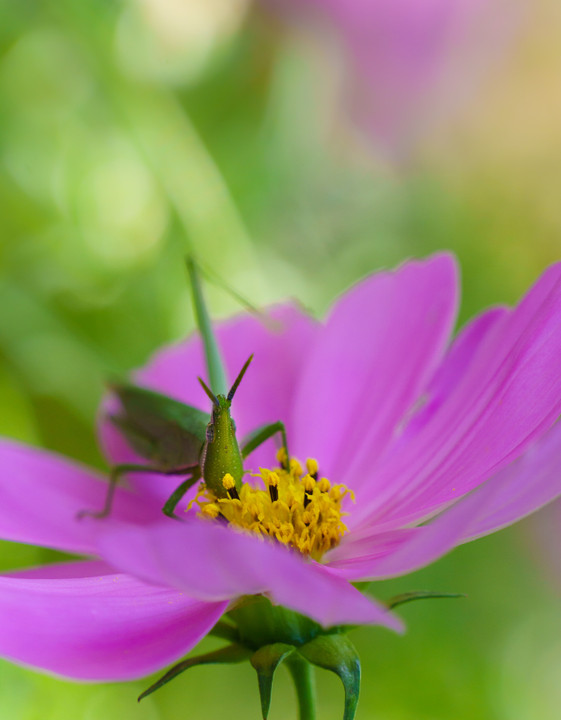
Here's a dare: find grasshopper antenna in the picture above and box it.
[197,261,270,323]
[227,355,253,402]
[198,377,220,407]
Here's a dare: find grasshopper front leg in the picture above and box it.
[162,468,201,520]
[241,421,290,467]
[77,463,198,520]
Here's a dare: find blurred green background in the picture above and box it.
[1,0,561,718]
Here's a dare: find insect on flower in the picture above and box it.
[3,253,561,720]
[78,259,291,523]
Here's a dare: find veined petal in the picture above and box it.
[459,419,561,542]
[291,253,458,483]
[98,304,318,494]
[328,419,561,580]
[0,440,158,555]
[93,519,403,632]
[327,483,496,580]
[0,561,227,680]
[325,527,416,568]
[395,306,509,440]
[352,262,561,529]
[346,306,507,532]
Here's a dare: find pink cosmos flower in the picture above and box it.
[2,253,561,682]
[263,0,521,159]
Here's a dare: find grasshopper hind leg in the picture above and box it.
[76,464,133,521]
[77,464,199,520]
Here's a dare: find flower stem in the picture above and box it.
[286,654,316,720]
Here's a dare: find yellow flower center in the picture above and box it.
[190,450,353,561]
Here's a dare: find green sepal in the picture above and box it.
[228,596,322,649]
[250,643,295,719]
[137,644,252,702]
[298,634,361,720]
[387,590,466,610]
[208,619,241,643]
[110,383,208,470]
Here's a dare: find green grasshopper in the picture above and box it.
[81,259,289,520]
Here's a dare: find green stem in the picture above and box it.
[186,257,228,396]
[286,655,316,720]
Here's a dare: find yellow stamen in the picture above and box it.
[302,474,315,493]
[192,456,352,561]
[289,458,303,477]
[201,503,220,519]
[329,485,343,501]
[276,447,288,468]
[306,458,319,477]
[222,473,236,490]
[318,477,331,493]
[266,471,279,488]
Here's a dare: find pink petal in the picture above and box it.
[6,560,115,579]
[93,518,403,631]
[0,561,227,680]
[344,306,507,532]
[352,262,561,530]
[0,440,159,555]
[327,482,498,580]
[328,419,561,580]
[98,304,318,497]
[326,527,415,570]
[459,419,561,542]
[396,306,509,440]
[291,253,458,485]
